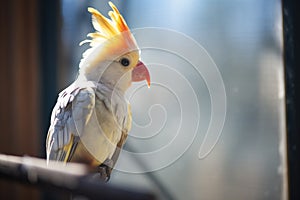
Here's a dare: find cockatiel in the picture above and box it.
[46,2,150,181]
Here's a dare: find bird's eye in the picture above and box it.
[120,58,130,67]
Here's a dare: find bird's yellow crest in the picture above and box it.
[79,2,138,71]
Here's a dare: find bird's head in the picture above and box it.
[78,2,150,92]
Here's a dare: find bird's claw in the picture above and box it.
[96,159,114,182]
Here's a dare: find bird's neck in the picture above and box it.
[76,74,128,96]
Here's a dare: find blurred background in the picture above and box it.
[0,0,287,199]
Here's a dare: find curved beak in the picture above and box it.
[132,61,151,88]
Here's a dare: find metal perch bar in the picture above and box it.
[0,154,156,200]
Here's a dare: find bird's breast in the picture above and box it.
[74,91,128,164]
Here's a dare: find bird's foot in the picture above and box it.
[96,159,114,182]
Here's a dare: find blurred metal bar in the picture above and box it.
[0,154,156,200]
[282,0,300,200]
[39,0,60,158]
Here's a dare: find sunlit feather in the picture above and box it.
[79,1,138,71]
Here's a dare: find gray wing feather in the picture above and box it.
[46,82,96,162]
